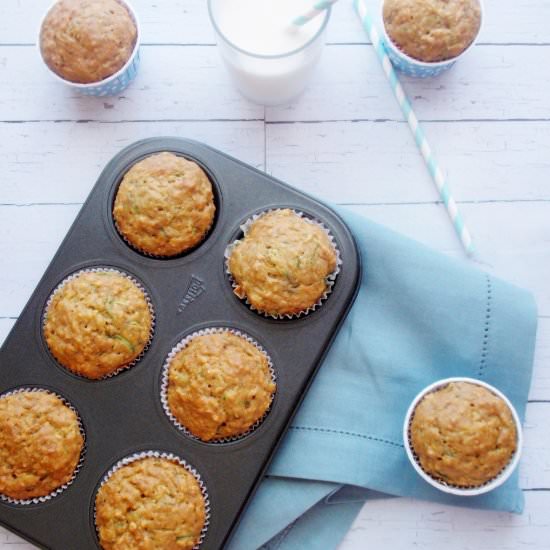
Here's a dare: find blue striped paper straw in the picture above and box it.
[354,0,475,257]
[293,0,339,26]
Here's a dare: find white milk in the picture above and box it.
[209,0,329,105]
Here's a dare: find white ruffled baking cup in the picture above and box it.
[42,267,156,380]
[0,387,86,505]
[93,450,210,550]
[160,327,277,444]
[404,378,522,496]
[224,209,342,319]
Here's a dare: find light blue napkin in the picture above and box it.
[227,205,538,550]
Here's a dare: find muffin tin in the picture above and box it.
[0,137,361,549]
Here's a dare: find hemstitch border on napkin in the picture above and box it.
[290,426,403,448]
[478,274,493,378]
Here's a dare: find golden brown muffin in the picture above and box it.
[227,209,337,316]
[44,270,152,379]
[113,152,216,257]
[95,456,206,550]
[0,391,84,500]
[410,381,517,487]
[166,331,275,442]
[40,0,137,84]
[383,0,481,62]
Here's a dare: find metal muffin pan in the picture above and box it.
[0,137,361,549]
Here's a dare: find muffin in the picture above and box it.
[40,0,138,84]
[0,391,84,501]
[95,456,206,550]
[44,270,153,379]
[409,381,518,487]
[383,0,482,62]
[113,152,216,257]
[227,209,338,317]
[166,331,276,442]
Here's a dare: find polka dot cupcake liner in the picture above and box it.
[380,0,484,78]
[160,327,277,444]
[93,450,210,550]
[0,387,87,506]
[37,0,141,96]
[42,266,156,380]
[403,377,523,496]
[224,208,342,320]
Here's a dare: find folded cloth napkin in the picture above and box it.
[227,205,538,550]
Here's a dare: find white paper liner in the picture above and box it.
[42,267,156,380]
[0,387,86,505]
[406,380,521,493]
[224,208,342,319]
[112,155,216,259]
[160,327,277,444]
[93,450,210,550]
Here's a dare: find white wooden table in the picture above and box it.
[1,1,549,548]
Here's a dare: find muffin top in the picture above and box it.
[0,391,84,500]
[383,0,481,62]
[227,209,337,316]
[113,152,216,257]
[167,331,276,442]
[44,270,152,379]
[410,381,517,487]
[40,0,137,84]
[95,457,206,550]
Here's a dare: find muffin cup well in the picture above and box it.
[380,0,484,78]
[224,209,342,320]
[93,450,210,550]
[111,153,219,259]
[403,377,523,496]
[37,0,141,96]
[42,266,155,380]
[0,387,86,505]
[161,327,277,444]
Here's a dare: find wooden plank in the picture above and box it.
[266,44,550,122]
[0,526,34,548]
[521,402,550,488]
[0,46,263,122]
[0,319,15,346]
[1,44,550,122]
[339,490,550,550]
[2,0,549,46]
[266,120,550,204]
[1,120,547,205]
[0,121,264,203]
[531,318,550,402]
[346,202,550,317]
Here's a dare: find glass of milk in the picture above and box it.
[208,0,331,105]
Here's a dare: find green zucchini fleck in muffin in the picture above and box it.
[113,152,216,257]
[44,270,152,379]
[227,209,337,316]
[410,381,517,487]
[0,391,84,500]
[166,331,275,441]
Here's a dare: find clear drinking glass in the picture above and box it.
[208,0,331,106]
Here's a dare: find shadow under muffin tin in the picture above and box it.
[0,137,360,550]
